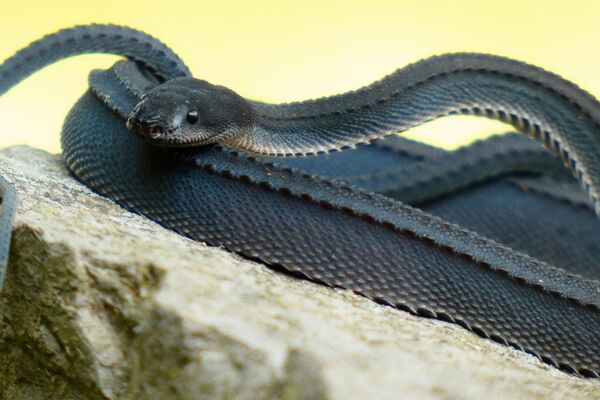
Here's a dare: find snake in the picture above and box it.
[0,24,599,378]
[342,133,571,203]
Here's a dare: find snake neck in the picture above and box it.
[224,54,600,217]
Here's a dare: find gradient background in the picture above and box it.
[0,0,599,153]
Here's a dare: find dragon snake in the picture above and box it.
[0,24,599,378]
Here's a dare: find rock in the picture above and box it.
[0,145,598,400]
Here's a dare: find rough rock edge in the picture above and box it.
[0,145,597,400]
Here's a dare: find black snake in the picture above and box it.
[1,24,599,378]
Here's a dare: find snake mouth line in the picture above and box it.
[123,123,229,148]
[125,116,179,142]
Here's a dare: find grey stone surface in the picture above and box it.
[0,145,598,399]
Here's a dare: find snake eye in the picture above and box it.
[186,110,199,124]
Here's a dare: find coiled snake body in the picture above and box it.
[1,24,600,377]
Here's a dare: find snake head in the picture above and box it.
[126,77,259,147]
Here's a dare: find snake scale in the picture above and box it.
[0,24,599,378]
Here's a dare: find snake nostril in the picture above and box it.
[148,125,164,139]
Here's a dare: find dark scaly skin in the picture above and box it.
[0,24,600,377]
[99,61,584,207]
[0,24,191,286]
[343,133,570,204]
[79,62,600,377]
[334,135,600,280]
[0,23,190,92]
[130,52,600,218]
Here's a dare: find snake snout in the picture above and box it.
[127,118,166,140]
[126,106,167,140]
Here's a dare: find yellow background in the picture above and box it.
[0,0,599,153]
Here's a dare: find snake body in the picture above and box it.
[1,25,600,377]
[343,133,571,203]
